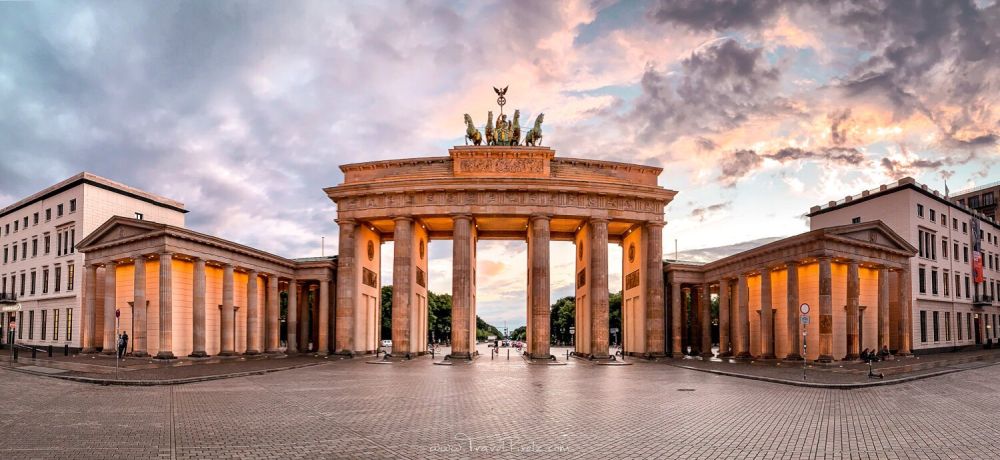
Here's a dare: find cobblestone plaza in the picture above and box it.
[3,346,999,459]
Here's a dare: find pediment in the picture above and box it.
[825,221,916,254]
[77,217,166,250]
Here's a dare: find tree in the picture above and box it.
[510,326,527,341]
[476,316,502,341]
[549,296,575,345]
[609,291,622,345]
[380,286,393,339]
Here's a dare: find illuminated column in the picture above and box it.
[189,258,207,357]
[699,284,712,358]
[785,261,802,360]
[101,261,117,355]
[735,273,751,359]
[760,268,775,359]
[334,219,356,354]
[645,221,665,356]
[155,253,176,360]
[845,261,860,360]
[132,255,148,357]
[265,274,280,353]
[897,268,912,355]
[878,267,890,351]
[528,215,551,359]
[318,277,330,355]
[718,279,731,357]
[287,280,298,354]
[589,218,610,358]
[392,216,414,356]
[219,263,235,356]
[245,270,260,354]
[817,257,834,362]
[81,264,98,353]
[450,215,474,359]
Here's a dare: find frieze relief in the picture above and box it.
[338,190,664,216]
[456,157,545,175]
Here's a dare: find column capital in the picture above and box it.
[392,215,414,223]
[159,251,173,257]
[247,268,258,276]
[105,260,117,267]
[134,253,149,261]
[785,260,800,268]
[589,217,610,224]
[528,214,552,222]
[336,218,357,226]
[817,255,832,262]
[451,214,473,222]
[645,220,665,229]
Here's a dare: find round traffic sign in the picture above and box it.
[8,321,14,330]
[800,303,810,315]
[115,309,121,318]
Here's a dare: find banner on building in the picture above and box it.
[973,251,985,283]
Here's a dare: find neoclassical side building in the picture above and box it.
[666,221,916,361]
[76,217,336,357]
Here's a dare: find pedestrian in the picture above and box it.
[879,345,890,361]
[117,330,129,359]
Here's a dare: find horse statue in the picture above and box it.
[464,114,482,146]
[495,114,511,145]
[524,113,544,146]
[511,110,521,146]
[485,111,495,146]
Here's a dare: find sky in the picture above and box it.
[2,0,998,330]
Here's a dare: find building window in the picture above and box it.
[45,209,51,221]
[19,273,24,296]
[3,247,6,264]
[852,217,861,224]
[29,271,35,295]
[69,199,76,213]
[918,230,924,257]
[968,312,973,340]
[31,238,37,257]
[13,220,17,232]
[933,311,940,342]
[56,232,62,257]
[930,209,936,221]
[18,311,23,339]
[944,270,950,296]
[66,308,73,341]
[42,268,49,294]
[57,204,63,217]
[44,234,50,255]
[918,267,926,294]
[965,276,970,298]
[931,269,938,295]
[135,212,144,220]
[964,246,969,263]
[20,241,26,260]
[969,196,981,207]
[917,204,924,217]
[954,242,959,260]
[40,310,46,341]
[920,311,927,342]
[963,222,968,233]
[32,212,38,225]
[69,228,75,253]
[941,213,947,226]
[955,273,961,298]
[945,312,951,341]
[942,239,948,259]
[958,313,963,340]
[54,266,61,293]
[66,264,74,291]
[22,217,27,228]
[53,309,59,341]
[28,310,33,340]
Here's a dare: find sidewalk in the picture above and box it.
[665,348,1000,388]
[0,351,339,385]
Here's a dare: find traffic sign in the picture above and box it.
[801,316,810,325]
[610,328,619,334]
[569,327,575,334]
[115,309,121,318]
[8,321,14,330]
[799,303,810,315]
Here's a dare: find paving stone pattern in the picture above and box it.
[2,345,1000,459]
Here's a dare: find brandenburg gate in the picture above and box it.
[325,145,676,360]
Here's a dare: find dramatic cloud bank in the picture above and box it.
[2,0,997,328]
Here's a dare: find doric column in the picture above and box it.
[645,221,666,356]
[878,267,890,351]
[155,253,175,359]
[334,219,356,354]
[735,274,751,358]
[101,261,117,355]
[287,280,298,354]
[718,279,731,357]
[82,264,99,353]
[670,281,682,357]
[245,270,260,354]
[392,216,414,356]
[219,263,235,356]
[699,284,712,358]
[845,261,860,360]
[266,274,280,353]
[318,278,330,354]
[589,218,610,358]
[450,215,474,359]
[897,268,912,355]
[132,255,148,357]
[681,286,691,352]
[760,268,775,359]
[785,261,802,360]
[299,283,310,352]
[817,257,834,362]
[529,214,551,359]
[189,258,207,357]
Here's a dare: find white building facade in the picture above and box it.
[0,173,186,350]
[809,177,1000,353]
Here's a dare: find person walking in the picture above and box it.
[117,330,129,359]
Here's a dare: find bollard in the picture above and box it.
[13,347,18,362]
[64,344,69,356]
[507,349,509,360]
[48,345,53,357]
[32,347,36,359]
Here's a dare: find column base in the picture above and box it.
[132,351,149,358]
[784,353,804,361]
[717,352,733,358]
[584,354,614,360]
[243,349,261,355]
[154,351,176,360]
[286,348,299,355]
[81,347,98,354]
[527,353,555,360]
[188,351,208,358]
[844,353,860,361]
[101,349,116,356]
[217,351,238,357]
[734,352,752,360]
[699,351,715,359]
[759,353,777,360]
[446,352,474,360]
[814,354,834,363]
[265,348,283,354]
[336,349,356,358]
[640,352,667,360]
[895,351,912,357]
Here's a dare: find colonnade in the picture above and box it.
[80,252,334,358]
[671,257,912,361]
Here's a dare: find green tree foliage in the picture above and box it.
[510,326,527,341]
[549,296,576,345]
[609,291,622,344]
[380,286,393,339]
[476,315,503,341]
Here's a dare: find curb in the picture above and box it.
[665,361,999,389]
[1,361,328,386]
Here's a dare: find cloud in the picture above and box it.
[648,0,785,30]
[690,201,731,222]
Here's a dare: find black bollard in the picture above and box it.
[64,344,69,356]
[48,345,53,357]
[32,347,36,359]
[13,347,18,362]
